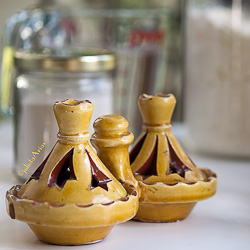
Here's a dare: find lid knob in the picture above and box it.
[53,99,93,137]
[139,93,176,126]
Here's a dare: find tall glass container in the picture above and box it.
[184,0,250,157]
[1,1,183,138]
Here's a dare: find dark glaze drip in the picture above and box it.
[26,149,53,184]
[167,136,191,178]
[56,99,91,105]
[76,204,93,208]
[48,203,65,207]
[7,186,19,197]
[9,203,15,219]
[131,190,137,196]
[201,168,217,180]
[85,149,112,191]
[63,100,91,106]
[101,201,115,206]
[83,100,91,103]
[48,147,77,189]
[129,132,147,165]
[144,182,200,186]
[135,135,158,176]
[10,195,19,202]
[121,196,129,202]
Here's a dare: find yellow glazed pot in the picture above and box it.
[129,94,217,222]
[91,114,138,189]
[6,99,138,245]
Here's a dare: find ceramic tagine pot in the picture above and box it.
[129,93,217,222]
[6,99,138,245]
[91,114,139,195]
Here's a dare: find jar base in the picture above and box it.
[28,224,114,245]
[133,202,196,222]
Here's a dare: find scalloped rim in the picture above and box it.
[140,93,172,100]
[6,185,138,228]
[138,177,217,204]
[55,99,91,106]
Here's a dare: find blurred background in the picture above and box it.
[0,2,249,249]
[0,0,249,181]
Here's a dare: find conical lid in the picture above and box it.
[130,94,209,184]
[18,99,127,205]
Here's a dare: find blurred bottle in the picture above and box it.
[1,0,183,138]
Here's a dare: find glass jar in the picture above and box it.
[13,49,115,181]
[1,0,183,139]
[184,0,250,157]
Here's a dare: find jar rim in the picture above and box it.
[14,48,116,73]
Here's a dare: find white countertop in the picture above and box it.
[0,120,250,250]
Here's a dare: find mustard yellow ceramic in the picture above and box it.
[129,94,217,222]
[6,99,138,245]
[91,114,139,192]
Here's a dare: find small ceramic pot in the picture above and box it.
[6,99,138,245]
[129,94,217,222]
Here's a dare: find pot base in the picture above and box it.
[133,202,196,222]
[28,224,114,245]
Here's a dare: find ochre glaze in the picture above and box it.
[6,99,138,245]
[129,93,217,222]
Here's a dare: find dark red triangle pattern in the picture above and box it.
[166,136,191,177]
[130,132,192,178]
[85,149,112,192]
[26,148,53,184]
[48,147,77,189]
[134,135,158,179]
[129,132,147,165]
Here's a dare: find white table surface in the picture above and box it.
[0,120,250,250]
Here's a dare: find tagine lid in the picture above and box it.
[130,93,217,203]
[6,99,138,230]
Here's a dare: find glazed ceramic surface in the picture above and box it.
[129,94,217,222]
[91,114,138,189]
[6,99,138,245]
